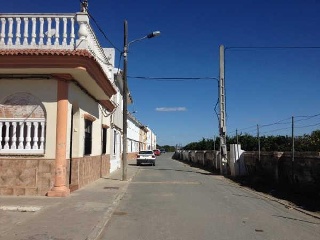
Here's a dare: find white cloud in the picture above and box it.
[155,107,187,112]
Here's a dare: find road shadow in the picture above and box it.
[230,175,320,213]
[172,158,221,176]
[129,161,217,175]
[153,167,217,176]
[173,158,320,214]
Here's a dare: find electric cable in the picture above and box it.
[127,76,218,81]
[79,0,122,53]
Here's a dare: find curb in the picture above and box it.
[86,167,140,240]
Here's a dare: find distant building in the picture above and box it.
[146,127,157,150]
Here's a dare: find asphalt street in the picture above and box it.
[99,153,320,240]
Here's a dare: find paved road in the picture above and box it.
[99,153,320,240]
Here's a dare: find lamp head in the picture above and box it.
[147,31,161,39]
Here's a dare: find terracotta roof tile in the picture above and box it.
[0,49,93,58]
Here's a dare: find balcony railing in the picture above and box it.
[0,118,46,154]
[0,14,76,49]
[0,12,113,80]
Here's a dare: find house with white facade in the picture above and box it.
[0,6,157,197]
[0,9,119,196]
[146,127,157,150]
[127,112,149,159]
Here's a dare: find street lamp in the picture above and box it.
[122,20,160,181]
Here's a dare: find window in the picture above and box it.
[84,119,92,155]
[0,93,46,155]
[102,127,107,154]
[113,130,117,155]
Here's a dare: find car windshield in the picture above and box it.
[139,151,153,154]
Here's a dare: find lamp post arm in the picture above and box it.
[127,36,148,49]
[127,31,160,50]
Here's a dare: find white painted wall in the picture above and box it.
[68,82,102,157]
[127,117,141,153]
[145,127,157,150]
[229,144,246,176]
[110,129,121,172]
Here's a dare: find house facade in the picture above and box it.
[127,112,149,159]
[0,9,157,197]
[146,127,157,150]
[0,11,118,196]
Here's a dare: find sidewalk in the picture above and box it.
[0,165,139,240]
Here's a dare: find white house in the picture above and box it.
[0,6,157,197]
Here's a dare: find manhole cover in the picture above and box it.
[113,211,127,216]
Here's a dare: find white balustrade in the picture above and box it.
[0,118,45,154]
[4,122,10,149]
[11,122,17,149]
[1,18,6,45]
[0,123,2,147]
[25,122,31,150]
[32,122,39,150]
[0,12,116,85]
[18,121,24,149]
[0,14,76,49]
[16,17,21,45]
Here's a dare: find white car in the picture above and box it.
[136,150,156,166]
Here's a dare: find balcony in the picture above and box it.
[0,12,113,80]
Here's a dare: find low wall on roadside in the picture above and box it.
[172,149,320,194]
[243,151,320,193]
[172,150,220,171]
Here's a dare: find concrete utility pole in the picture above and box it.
[122,20,129,181]
[257,124,260,161]
[219,45,228,175]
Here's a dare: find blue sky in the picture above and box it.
[3,0,320,146]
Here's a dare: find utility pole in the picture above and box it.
[292,116,295,181]
[257,124,260,161]
[121,21,160,181]
[236,129,239,145]
[122,20,128,181]
[219,45,228,175]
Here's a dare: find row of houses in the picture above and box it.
[0,9,157,196]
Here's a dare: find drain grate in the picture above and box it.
[113,211,127,216]
[104,186,120,190]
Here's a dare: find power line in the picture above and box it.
[79,0,122,53]
[230,113,320,136]
[127,76,218,81]
[226,46,320,51]
[228,125,257,135]
[295,122,320,129]
[260,117,292,128]
[295,113,320,122]
[260,126,292,135]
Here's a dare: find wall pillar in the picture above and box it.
[48,80,70,197]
